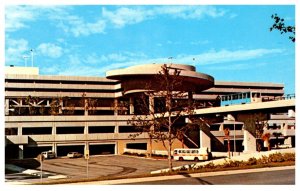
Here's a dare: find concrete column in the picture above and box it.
[200,130,211,150]
[18,145,24,159]
[84,99,88,116]
[115,143,118,155]
[18,126,22,136]
[5,99,9,116]
[114,99,118,115]
[288,109,295,118]
[129,97,134,115]
[243,130,256,153]
[149,95,154,114]
[114,125,119,133]
[84,122,88,135]
[52,123,56,135]
[85,142,89,151]
[284,137,292,147]
[52,143,57,157]
[59,99,63,114]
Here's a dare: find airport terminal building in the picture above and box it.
[4,64,295,159]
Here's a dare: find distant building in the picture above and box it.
[5,64,293,159]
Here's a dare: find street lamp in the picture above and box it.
[23,55,29,66]
[227,114,236,156]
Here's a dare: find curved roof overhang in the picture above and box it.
[106,63,214,95]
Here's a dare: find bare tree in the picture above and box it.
[261,132,271,151]
[128,64,195,171]
[25,95,38,115]
[80,93,98,115]
[49,97,61,115]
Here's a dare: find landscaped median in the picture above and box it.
[151,148,295,174]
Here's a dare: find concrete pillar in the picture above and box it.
[52,143,57,156]
[84,122,88,135]
[18,145,24,159]
[52,123,56,135]
[243,130,256,153]
[200,130,211,150]
[114,98,118,115]
[18,126,22,135]
[114,125,119,133]
[85,142,89,151]
[115,143,118,155]
[129,97,134,115]
[59,99,63,114]
[84,99,88,116]
[288,109,295,118]
[149,95,154,114]
[5,99,9,115]
[284,137,292,147]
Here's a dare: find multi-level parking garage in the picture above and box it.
[5,64,293,159]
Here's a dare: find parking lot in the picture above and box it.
[6,155,196,183]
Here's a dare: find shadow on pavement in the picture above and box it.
[180,172,213,185]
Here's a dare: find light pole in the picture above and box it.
[30,49,34,67]
[23,55,29,66]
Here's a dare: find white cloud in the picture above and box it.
[37,43,63,58]
[5,6,37,32]
[102,5,227,28]
[5,5,106,37]
[100,48,284,74]
[206,62,268,71]
[154,6,226,19]
[82,51,147,65]
[190,49,284,65]
[102,7,150,28]
[64,15,106,37]
[40,48,282,77]
[5,37,30,65]
[6,5,228,35]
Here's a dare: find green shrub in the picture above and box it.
[204,162,215,169]
[247,157,257,165]
[268,153,284,162]
[257,155,269,164]
[283,153,295,161]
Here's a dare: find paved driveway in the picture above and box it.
[12,155,196,183]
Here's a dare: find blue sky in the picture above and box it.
[5,4,295,94]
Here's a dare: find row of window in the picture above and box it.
[5,79,119,85]
[5,126,142,135]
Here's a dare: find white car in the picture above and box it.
[67,152,83,158]
[41,151,56,159]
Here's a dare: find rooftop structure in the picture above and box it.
[106,63,214,94]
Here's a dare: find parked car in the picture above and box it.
[67,152,83,158]
[173,147,212,161]
[41,151,56,159]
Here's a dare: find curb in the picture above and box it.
[69,165,295,185]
